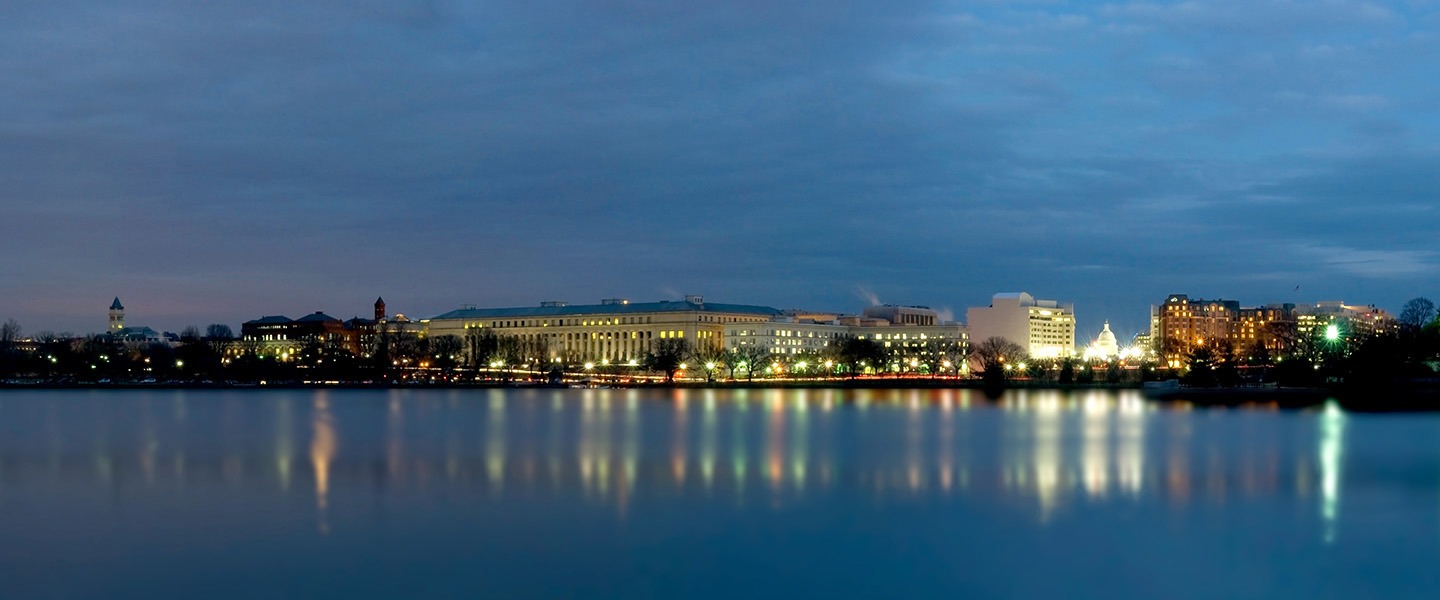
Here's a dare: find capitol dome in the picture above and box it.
[1091,321,1119,359]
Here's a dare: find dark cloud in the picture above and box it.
[2,0,1438,334]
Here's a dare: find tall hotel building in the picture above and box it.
[1153,294,1397,366]
[965,292,1075,359]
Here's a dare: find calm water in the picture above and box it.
[1,388,1439,598]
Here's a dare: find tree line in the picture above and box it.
[0,320,974,384]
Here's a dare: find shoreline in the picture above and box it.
[5,378,1440,410]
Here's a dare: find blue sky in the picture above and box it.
[2,0,1437,339]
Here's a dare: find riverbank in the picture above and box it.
[6,377,1439,410]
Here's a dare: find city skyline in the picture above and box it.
[6,287,1409,349]
[4,2,1437,335]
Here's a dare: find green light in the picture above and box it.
[1324,324,1340,341]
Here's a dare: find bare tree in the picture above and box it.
[967,336,1025,384]
[1399,297,1437,332]
[1,319,20,346]
[737,345,771,381]
[649,338,690,382]
[837,337,884,377]
[688,344,727,383]
[430,335,464,374]
[204,324,235,357]
[940,341,968,378]
[720,347,747,380]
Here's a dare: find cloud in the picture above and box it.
[1293,244,1440,278]
[1,1,1438,332]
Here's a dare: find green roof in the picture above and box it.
[431,299,782,321]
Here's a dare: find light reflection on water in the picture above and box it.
[0,387,1437,597]
[0,389,1357,522]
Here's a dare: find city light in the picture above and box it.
[1325,324,1340,341]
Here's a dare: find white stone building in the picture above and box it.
[965,292,1076,359]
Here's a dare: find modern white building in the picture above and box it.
[727,311,967,357]
[965,292,1075,359]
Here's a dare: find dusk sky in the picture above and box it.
[4,1,1438,339]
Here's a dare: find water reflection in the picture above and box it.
[310,395,336,534]
[0,387,1416,542]
[1319,400,1345,544]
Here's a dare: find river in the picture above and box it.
[1,387,1437,598]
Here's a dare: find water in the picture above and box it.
[1,387,1438,598]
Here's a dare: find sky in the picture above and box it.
[3,0,1439,340]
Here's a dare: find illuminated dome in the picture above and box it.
[1091,321,1119,359]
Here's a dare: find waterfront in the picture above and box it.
[2,388,1440,598]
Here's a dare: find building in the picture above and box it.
[239,311,354,359]
[103,297,166,344]
[1084,322,1119,360]
[1152,294,1403,366]
[424,296,783,364]
[1156,295,1296,366]
[965,292,1075,359]
[1297,301,1397,341]
[727,305,968,362]
[861,305,939,326]
[109,297,125,331]
[1155,295,1239,364]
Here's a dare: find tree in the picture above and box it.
[968,336,1024,385]
[720,347,748,380]
[648,338,689,383]
[1183,346,1218,388]
[464,329,500,371]
[736,345,771,381]
[430,335,464,375]
[688,344,728,383]
[1399,297,1437,332]
[837,337,885,378]
[0,319,20,378]
[204,324,235,358]
[180,325,203,342]
[1,319,20,345]
[940,341,968,378]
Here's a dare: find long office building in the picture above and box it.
[424,296,782,364]
[425,297,968,366]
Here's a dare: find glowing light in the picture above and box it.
[1325,324,1340,341]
